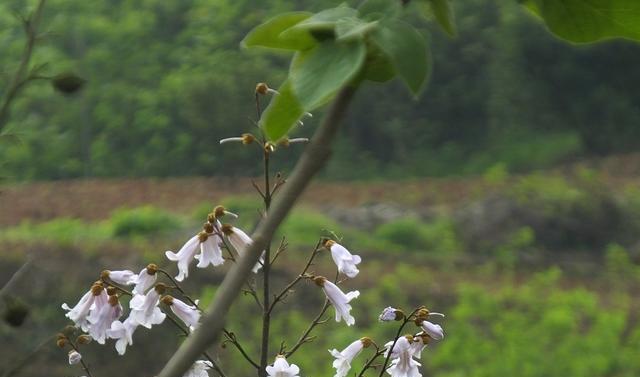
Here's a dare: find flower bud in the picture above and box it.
[161,295,175,306]
[379,307,404,321]
[56,338,67,348]
[207,213,216,223]
[241,133,255,145]
[68,350,82,365]
[255,82,269,95]
[146,263,158,275]
[106,286,118,296]
[100,270,110,280]
[154,283,167,295]
[76,335,92,345]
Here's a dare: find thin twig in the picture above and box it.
[222,331,260,370]
[268,239,323,315]
[269,236,288,265]
[0,256,33,299]
[284,298,330,358]
[356,348,385,377]
[156,85,358,377]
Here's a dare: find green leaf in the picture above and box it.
[358,0,402,21]
[336,18,379,41]
[426,0,456,37]
[524,0,640,43]
[241,12,316,50]
[290,40,366,110]
[260,81,305,141]
[284,5,358,36]
[372,21,430,96]
[361,44,396,83]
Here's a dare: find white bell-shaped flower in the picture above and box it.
[62,283,106,331]
[107,316,138,355]
[329,337,371,377]
[265,355,300,377]
[314,277,359,326]
[132,265,158,295]
[419,320,444,340]
[410,333,429,360]
[129,285,166,329]
[221,224,263,273]
[195,233,225,268]
[325,240,361,278]
[162,295,200,330]
[101,270,137,285]
[386,336,421,377]
[379,306,403,321]
[165,234,201,281]
[184,360,213,377]
[88,295,123,344]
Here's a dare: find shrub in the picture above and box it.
[109,206,181,238]
[374,217,461,255]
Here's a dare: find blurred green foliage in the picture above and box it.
[110,206,182,238]
[1,0,640,180]
[374,216,461,255]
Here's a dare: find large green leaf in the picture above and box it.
[260,81,305,141]
[371,20,430,96]
[286,5,358,33]
[426,0,456,37]
[358,0,402,21]
[523,0,640,43]
[336,17,379,41]
[290,41,366,110]
[241,12,315,50]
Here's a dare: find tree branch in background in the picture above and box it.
[156,85,357,377]
[0,0,47,131]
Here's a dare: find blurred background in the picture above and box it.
[1,0,640,376]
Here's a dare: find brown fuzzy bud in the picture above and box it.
[100,270,110,280]
[255,82,269,95]
[161,295,174,306]
[76,335,92,345]
[221,224,234,236]
[404,334,414,343]
[56,338,67,348]
[146,264,158,275]
[108,295,119,306]
[360,337,374,348]
[214,206,226,218]
[154,283,167,295]
[415,308,430,321]
[241,133,255,145]
[313,276,326,287]
[106,286,118,296]
[90,284,104,296]
[198,231,209,243]
[264,142,276,153]
[203,222,214,233]
[207,213,216,223]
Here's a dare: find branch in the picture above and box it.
[0,0,47,131]
[284,298,330,358]
[0,257,33,299]
[156,85,357,377]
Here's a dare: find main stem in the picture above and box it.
[156,85,356,377]
[259,147,272,376]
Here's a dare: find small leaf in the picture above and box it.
[284,5,358,35]
[523,0,640,43]
[242,12,315,50]
[260,81,305,141]
[290,40,366,110]
[358,0,402,21]
[426,0,456,37]
[336,18,379,41]
[372,20,430,96]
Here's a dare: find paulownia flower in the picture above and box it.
[221,224,264,273]
[107,316,138,355]
[385,336,421,377]
[88,294,123,344]
[101,270,137,285]
[325,240,361,278]
[314,276,359,326]
[329,337,372,377]
[184,360,213,377]
[62,283,107,332]
[129,285,166,329]
[265,355,300,377]
[68,350,82,365]
[162,295,200,331]
[132,265,158,295]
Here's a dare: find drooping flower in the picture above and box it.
[410,333,430,360]
[419,320,444,340]
[162,295,200,330]
[329,337,372,377]
[129,285,166,329]
[68,350,82,365]
[165,235,201,282]
[265,355,300,377]
[88,294,123,344]
[325,240,361,278]
[184,360,214,377]
[107,316,138,355]
[221,224,263,273]
[385,336,421,377]
[379,306,404,322]
[314,276,359,326]
[132,265,158,295]
[101,270,137,285]
[62,283,107,332]
[195,232,225,268]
